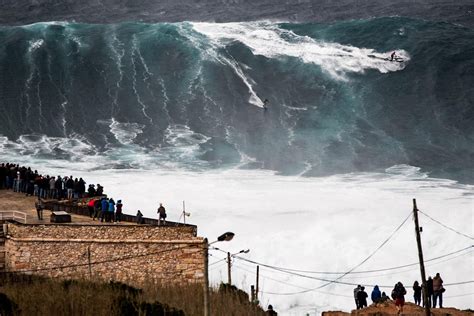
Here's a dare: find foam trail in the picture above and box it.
[131,35,153,123]
[179,23,265,108]
[191,22,410,81]
[220,56,264,107]
[24,40,44,123]
[108,28,125,117]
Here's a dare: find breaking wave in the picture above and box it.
[0,17,472,182]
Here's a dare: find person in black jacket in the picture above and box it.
[266,304,277,316]
[357,286,368,309]
[413,281,422,306]
[392,282,407,315]
[424,276,434,308]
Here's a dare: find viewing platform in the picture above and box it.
[0,190,204,287]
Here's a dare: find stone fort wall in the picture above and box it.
[4,223,205,287]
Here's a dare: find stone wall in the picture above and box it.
[4,223,205,287]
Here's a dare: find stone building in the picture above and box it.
[0,199,205,287]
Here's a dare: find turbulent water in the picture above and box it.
[0,18,473,182]
[0,14,473,316]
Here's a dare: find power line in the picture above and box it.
[313,211,412,290]
[246,211,413,295]
[232,263,353,298]
[339,247,473,280]
[209,258,227,267]
[228,245,473,276]
[419,210,473,240]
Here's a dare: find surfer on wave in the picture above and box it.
[390,51,397,61]
[263,99,270,111]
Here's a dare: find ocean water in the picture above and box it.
[0,16,473,315]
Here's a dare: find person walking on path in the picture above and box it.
[432,273,444,308]
[157,203,167,226]
[35,197,44,220]
[413,281,422,306]
[357,286,368,309]
[371,285,382,305]
[391,282,407,315]
[353,285,362,309]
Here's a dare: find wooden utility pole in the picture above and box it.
[413,199,431,316]
[87,246,92,279]
[203,238,210,316]
[227,252,232,285]
[255,265,260,302]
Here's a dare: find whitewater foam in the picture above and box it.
[191,21,410,81]
[0,138,472,315]
[106,118,144,145]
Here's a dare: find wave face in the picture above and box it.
[0,18,473,181]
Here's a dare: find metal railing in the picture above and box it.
[0,211,27,224]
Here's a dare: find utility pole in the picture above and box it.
[204,238,210,316]
[413,199,431,316]
[250,285,255,303]
[87,246,92,279]
[227,252,232,285]
[256,265,260,302]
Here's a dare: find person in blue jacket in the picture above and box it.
[371,285,382,305]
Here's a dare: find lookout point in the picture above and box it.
[0,190,205,287]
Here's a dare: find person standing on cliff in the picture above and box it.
[266,304,277,316]
[424,276,434,308]
[391,282,407,315]
[353,285,362,309]
[413,281,422,306]
[157,203,167,226]
[357,286,368,309]
[371,285,382,305]
[432,273,444,308]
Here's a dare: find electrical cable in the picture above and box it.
[232,212,413,295]
[232,262,353,298]
[221,245,473,276]
[419,210,473,240]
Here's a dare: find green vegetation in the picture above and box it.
[0,275,266,316]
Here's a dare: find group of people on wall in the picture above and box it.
[353,273,445,314]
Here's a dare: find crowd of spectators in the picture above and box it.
[0,162,104,200]
[1,162,171,226]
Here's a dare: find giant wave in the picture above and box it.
[0,17,473,182]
